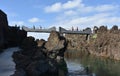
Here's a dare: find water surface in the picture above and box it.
[65,50,120,76]
[0,47,20,76]
[1,48,120,76]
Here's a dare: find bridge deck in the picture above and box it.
[22,26,92,35]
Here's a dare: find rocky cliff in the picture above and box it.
[0,10,9,50]
[0,10,27,51]
[65,25,120,60]
[11,31,68,76]
[88,26,120,60]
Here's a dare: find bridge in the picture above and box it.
[22,26,56,33]
[22,26,92,35]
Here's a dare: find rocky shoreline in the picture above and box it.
[11,25,120,76]
[66,25,120,60]
[11,31,68,76]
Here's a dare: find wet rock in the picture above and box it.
[26,60,49,76]
[11,69,26,76]
[32,48,46,60]
[12,51,31,69]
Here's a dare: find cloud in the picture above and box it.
[64,10,76,15]
[45,0,120,29]
[44,2,62,13]
[76,4,119,14]
[44,0,118,13]
[95,4,119,12]
[44,0,83,13]
[28,17,43,23]
[62,0,82,9]
[51,12,120,30]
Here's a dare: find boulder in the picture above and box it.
[11,69,26,76]
[12,51,31,69]
[37,39,46,47]
[45,31,67,59]
[45,31,60,51]
[20,36,37,50]
[45,31,67,52]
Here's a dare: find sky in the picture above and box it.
[0,0,120,30]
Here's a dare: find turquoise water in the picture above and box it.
[65,50,120,76]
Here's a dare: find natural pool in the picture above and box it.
[65,50,120,76]
[1,48,120,76]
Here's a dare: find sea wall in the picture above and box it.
[65,25,120,60]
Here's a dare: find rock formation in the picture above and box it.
[88,25,120,60]
[7,26,27,47]
[65,33,88,53]
[65,26,120,60]
[0,10,27,52]
[0,10,9,50]
[11,31,68,76]
[37,39,46,47]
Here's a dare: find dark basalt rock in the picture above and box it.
[0,10,9,51]
[11,31,68,76]
[0,10,27,51]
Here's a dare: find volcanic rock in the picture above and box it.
[12,31,68,76]
[37,39,46,47]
